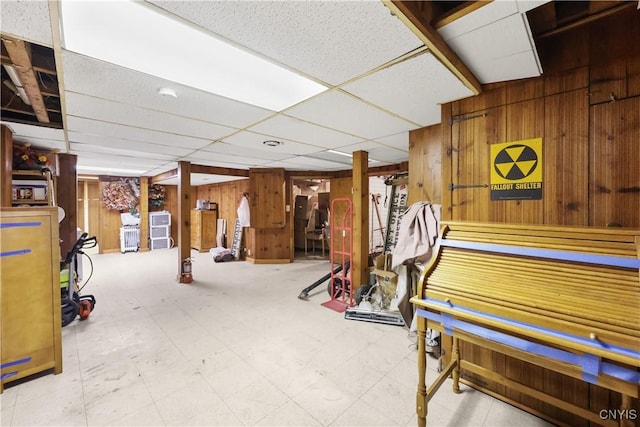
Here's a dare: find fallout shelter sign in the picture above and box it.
[490,138,543,200]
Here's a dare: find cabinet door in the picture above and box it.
[190,210,201,248]
[249,168,286,228]
[202,211,217,247]
[1,207,61,387]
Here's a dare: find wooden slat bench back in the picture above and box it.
[410,221,640,427]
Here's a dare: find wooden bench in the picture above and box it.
[410,221,640,427]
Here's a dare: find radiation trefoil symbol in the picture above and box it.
[493,144,538,180]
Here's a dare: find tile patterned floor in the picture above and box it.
[0,249,555,426]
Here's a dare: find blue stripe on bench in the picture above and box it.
[420,297,640,360]
[417,308,640,385]
[440,239,640,269]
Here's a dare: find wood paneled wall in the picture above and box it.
[84,177,248,254]
[408,125,442,206]
[412,11,640,228]
[196,179,249,233]
[408,9,640,427]
[77,181,100,237]
[96,180,123,254]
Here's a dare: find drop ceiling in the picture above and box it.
[1,0,570,185]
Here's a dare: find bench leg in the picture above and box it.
[452,337,461,394]
[416,316,428,427]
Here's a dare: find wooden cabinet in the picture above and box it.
[1,207,62,393]
[11,170,50,206]
[190,209,218,252]
[249,168,286,228]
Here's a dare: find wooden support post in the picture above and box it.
[57,153,77,258]
[177,161,191,283]
[0,125,13,207]
[416,316,428,427]
[352,150,369,292]
[139,176,149,252]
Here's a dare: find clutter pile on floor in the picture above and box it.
[209,247,235,263]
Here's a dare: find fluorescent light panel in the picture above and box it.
[3,64,30,105]
[77,166,146,174]
[327,149,379,163]
[60,0,327,112]
[327,149,353,158]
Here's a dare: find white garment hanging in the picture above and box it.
[237,196,250,227]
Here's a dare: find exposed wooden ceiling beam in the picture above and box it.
[536,1,635,40]
[434,1,491,30]
[151,169,177,183]
[1,35,50,123]
[190,164,250,177]
[384,0,482,95]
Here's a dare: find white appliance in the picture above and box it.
[196,200,210,210]
[149,211,171,250]
[120,226,140,253]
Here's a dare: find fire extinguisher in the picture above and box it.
[182,257,193,284]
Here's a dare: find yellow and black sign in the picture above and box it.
[490,138,542,200]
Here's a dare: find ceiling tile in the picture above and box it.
[285,90,416,140]
[374,132,409,152]
[0,0,53,46]
[474,51,542,84]
[440,13,541,84]
[220,131,325,156]
[155,173,248,186]
[65,92,237,141]
[437,1,518,41]
[70,150,167,173]
[200,141,290,161]
[66,116,212,150]
[67,131,192,158]
[145,163,177,177]
[516,0,552,14]
[367,146,408,163]
[7,136,67,153]
[248,115,362,149]
[186,150,273,167]
[264,156,349,171]
[1,122,66,152]
[334,140,385,154]
[69,141,175,163]
[343,52,473,126]
[304,152,354,167]
[192,174,248,185]
[149,0,423,86]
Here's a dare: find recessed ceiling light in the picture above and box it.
[158,87,177,98]
[263,140,282,147]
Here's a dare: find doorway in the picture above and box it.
[292,178,330,260]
